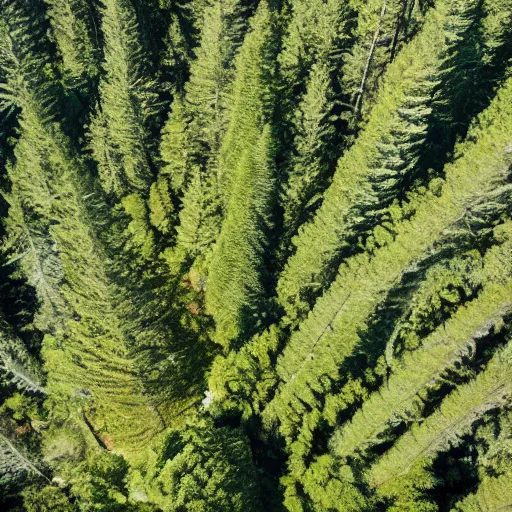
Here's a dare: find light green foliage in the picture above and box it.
[121,193,156,261]
[218,0,278,200]
[388,252,483,355]
[89,0,157,197]
[156,0,253,252]
[277,0,355,254]
[131,421,261,512]
[284,454,369,512]
[161,12,191,93]
[329,231,512,462]
[44,0,100,89]
[264,75,512,442]
[277,0,484,323]
[69,450,132,511]
[22,484,73,512]
[0,8,70,335]
[369,340,512,496]
[278,0,353,110]
[375,462,439,512]
[449,409,512,511]
[201,2,280,349]
[159,96,190,196]
[453,471,512,511]
[185,0,250,169]
[1,0,512,508]
[148,175,175,235]
[171,167,221,268]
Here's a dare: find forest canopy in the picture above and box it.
[0,0,511,511]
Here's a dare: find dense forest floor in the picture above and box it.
[1,0,512,511]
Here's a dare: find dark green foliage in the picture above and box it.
[69,450,132,511]
[132,421,261,511]
[22,484,73,512]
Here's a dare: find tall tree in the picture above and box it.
[200,5,280,351]
[131,420,262,512]
[44,0,101,91]
[89,0,158,197]
[1,0,163,454]
[277,0,492,323]
[154,0,255,257]
[206,125,276,349]
[263,73,512,444]
[342,0,431,126]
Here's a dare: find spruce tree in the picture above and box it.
[370,339,512,495]
[280,60,339,254]
[89,0,158,197]
[44,0,100,90]
[206,125,276,349]
[276,0,353,125]
[131,420,262,512]
[154,0,253,251]
[342,0,430,126]
[1,0,163,454]
[263,73,512,443]
[277,0,488,323]
[0,320,45,395]
[217,0,278,200]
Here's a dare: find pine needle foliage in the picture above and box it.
[1,0,512,509]
[89,0,158,197]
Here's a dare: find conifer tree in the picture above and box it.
[2,0,512,507]
[451,408,512,511]
[84,0,212,421]
[277,0,489,323]
[206,125,276,349]
[158,95,191,198]
[130,420,262,512]
[277,0,353,119]
[0,10,70,336]
[421,0,512,175]
[44,0,100,90]
[369,339,512,496]
[217,0,278,200]
[0,432,49,491]
[330,258,512,461]
[0,320,45,395]
[206,325,281,419]
[154,0,253,249]
[263,73,512,443]
[1,0,163,454]
[172,0,274,278]
[89,0,158,197]
[279,233,507,509]
[342,0,430,125]
[280,60,340,253]
[453,471,512,511]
